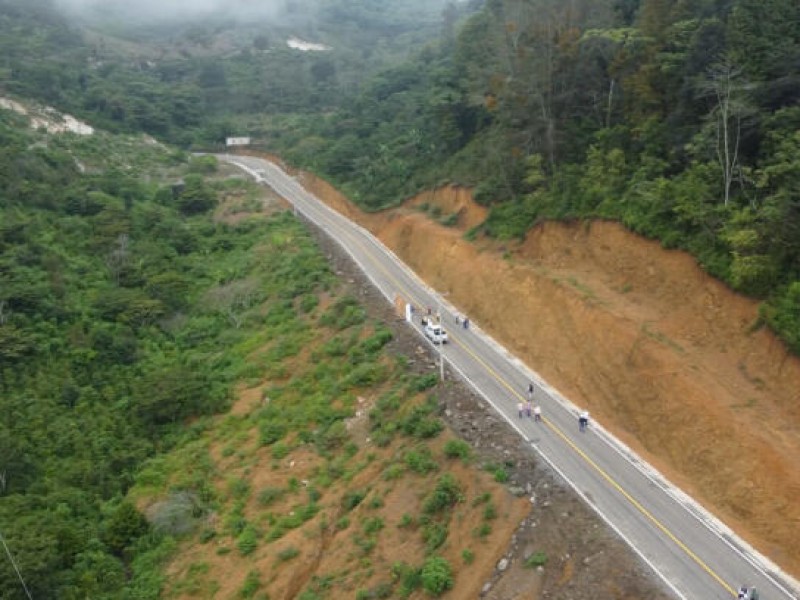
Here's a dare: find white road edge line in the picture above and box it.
[223,154,800,599]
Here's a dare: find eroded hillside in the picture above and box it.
[284,159,800,579]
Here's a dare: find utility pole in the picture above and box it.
[437,293,449,382]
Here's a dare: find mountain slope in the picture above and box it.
[292,160,800,578]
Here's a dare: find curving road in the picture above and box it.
[221,153,799,600]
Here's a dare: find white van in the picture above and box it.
[424,322,448,344]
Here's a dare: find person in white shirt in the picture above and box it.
[578,410,589,432]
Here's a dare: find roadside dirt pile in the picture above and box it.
[291,163,800,578]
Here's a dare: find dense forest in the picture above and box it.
[10,0,792,350]
[0,0,469,144]
[0,110,339,597]
[269,0,800,353]
[1,0,799,596]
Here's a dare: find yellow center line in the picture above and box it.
[273,175,737,598]
[544,419,736,596]
[341,227,739,597]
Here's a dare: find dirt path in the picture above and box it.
[272,158,800,580]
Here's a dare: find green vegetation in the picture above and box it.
[276,546,300,562]
[443,439,472,461]
[420,556,455,595]
[524,551,549,568]
[0,0,467,146]
[3,0,799,350]
[0,112,333,598]
[3,0,798,595]
[238,569,262,598]
[423,474,464,515]
[264,0,800,353]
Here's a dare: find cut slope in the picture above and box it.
[288,161,800,578]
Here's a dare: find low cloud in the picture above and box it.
[54,0,285,24]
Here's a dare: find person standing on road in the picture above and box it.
[527,382,534,401]
[517,401,524,418]
[525,400,532,418]
[578,410,589,432]
[533,405,542,422]
[737,586,748,599]
[463,317,469,330]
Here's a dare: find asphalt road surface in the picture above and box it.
[221,153,799,600]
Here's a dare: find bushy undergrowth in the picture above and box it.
[0,118,339,599]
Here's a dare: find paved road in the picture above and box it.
[222,153,799,600]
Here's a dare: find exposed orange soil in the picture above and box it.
[288,164,800,578]
[165,402,529,600]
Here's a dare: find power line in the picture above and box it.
[0,528,33,600]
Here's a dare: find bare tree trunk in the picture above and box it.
[710,61,743,207]
[606,78,615,128]
[105,233,130,286]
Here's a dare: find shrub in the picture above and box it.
[238,569,261,598]
[391,561,421,597]
[103,501,148,554]
[259,420,287,446]
[188,154,218,174]
[344,362,388,387]
[342,489,367,511]
[271,442,290,459]
[404,447,438,474]
[229,478,251,500]
[763,282,800,354]
[443,439,471,461]
[199,529,216,543]
[361,327,393,353]
[382,463,404,480]
[524,551,548,568]
[237,525,259,556]
[439,213,459,227]
[422,522,448,553]
[257,486,285,506]
[407,374,438,393]
[398,513,414,529]
[277,546,300,561]
[299,293,319,314]
[461,549,474,564]
[484,463,509,483]
[423,474,463,514]
[317,420,350,451]
[473,523,491,538]
[420,556,454,596]
[362,516,385,535]
[399,398,443,439]
[471,492,491,507]
[319,295,366,329]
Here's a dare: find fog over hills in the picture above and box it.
[53,0,286,24]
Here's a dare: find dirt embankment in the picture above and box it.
[287,164,800,578]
